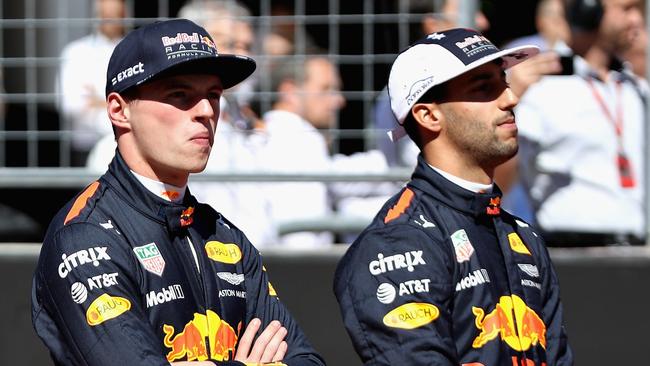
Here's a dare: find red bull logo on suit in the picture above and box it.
[163,310,238,362]
[472,294,546,352]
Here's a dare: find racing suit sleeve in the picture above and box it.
[538,244,574,366]
[240,238,326,366]
[32,223,170,366]
[333,224,457,365]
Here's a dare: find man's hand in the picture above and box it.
[235,318,288,365]
[507,51,562,97]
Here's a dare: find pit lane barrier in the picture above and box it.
[1,243,649,365]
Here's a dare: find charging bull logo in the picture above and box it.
[472,295,546,352]
[163,310,238,362]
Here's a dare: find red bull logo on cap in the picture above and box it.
[201,36,217,51]
[163,310,238,362]
[472,294,546,352]
[162,32,200,46]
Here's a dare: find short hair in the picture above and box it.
[177,0,251,27]
[268,52,329,95]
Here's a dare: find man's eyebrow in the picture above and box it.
[467,69,504,84]
[467,72,493,83]
[160,79,193,89]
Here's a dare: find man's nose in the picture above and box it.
[194,97,218,120]
[500,86,519,110]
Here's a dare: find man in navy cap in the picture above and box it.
[32,18,325,366]
[334,28,573,365]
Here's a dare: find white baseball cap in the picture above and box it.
[387,28,539,141]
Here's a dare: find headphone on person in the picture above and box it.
[565,0,604,32]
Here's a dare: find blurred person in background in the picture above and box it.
[177,0,278,246]
[497,0,572,222]
[620,22,648,84]
[57,0,127,166]
[260,3,320,58]
[260,55,393,247]
[503,0,571,97]
[516,0,646,246]
[503,0,571,51]
[259,55,343,247]
[178,0,258,113]
[418,0,491,34]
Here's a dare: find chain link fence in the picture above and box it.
[0,0,506,172]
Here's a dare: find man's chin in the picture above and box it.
[493,144,518,165]
[189,161,209,174]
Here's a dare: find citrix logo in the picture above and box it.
[58,247,111,278]
[369,250,426,275]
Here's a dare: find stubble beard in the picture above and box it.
[445,111,518,168]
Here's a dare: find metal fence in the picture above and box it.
[0,0,491,171]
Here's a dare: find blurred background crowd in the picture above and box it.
[0,0,648,248]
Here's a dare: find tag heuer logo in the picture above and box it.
[133,242,165,276]
[450,229,474,263]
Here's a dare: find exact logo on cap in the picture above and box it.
[111,62,144,87]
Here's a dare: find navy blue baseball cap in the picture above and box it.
[105,18,256,96]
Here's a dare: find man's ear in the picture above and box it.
[276,79,302,108]
[278,79,298,96]
[412,102,443,134]
[107,92,131,131]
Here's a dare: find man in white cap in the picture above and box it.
[32,18,325,366]
[334,28,573,365]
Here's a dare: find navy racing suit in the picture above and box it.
[334,154,573,366]
[32,152,326,366]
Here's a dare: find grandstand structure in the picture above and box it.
[1,0,511,240]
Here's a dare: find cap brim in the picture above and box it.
[146,54,257,90]
[432,44,540,90]
[492,44,540,69]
